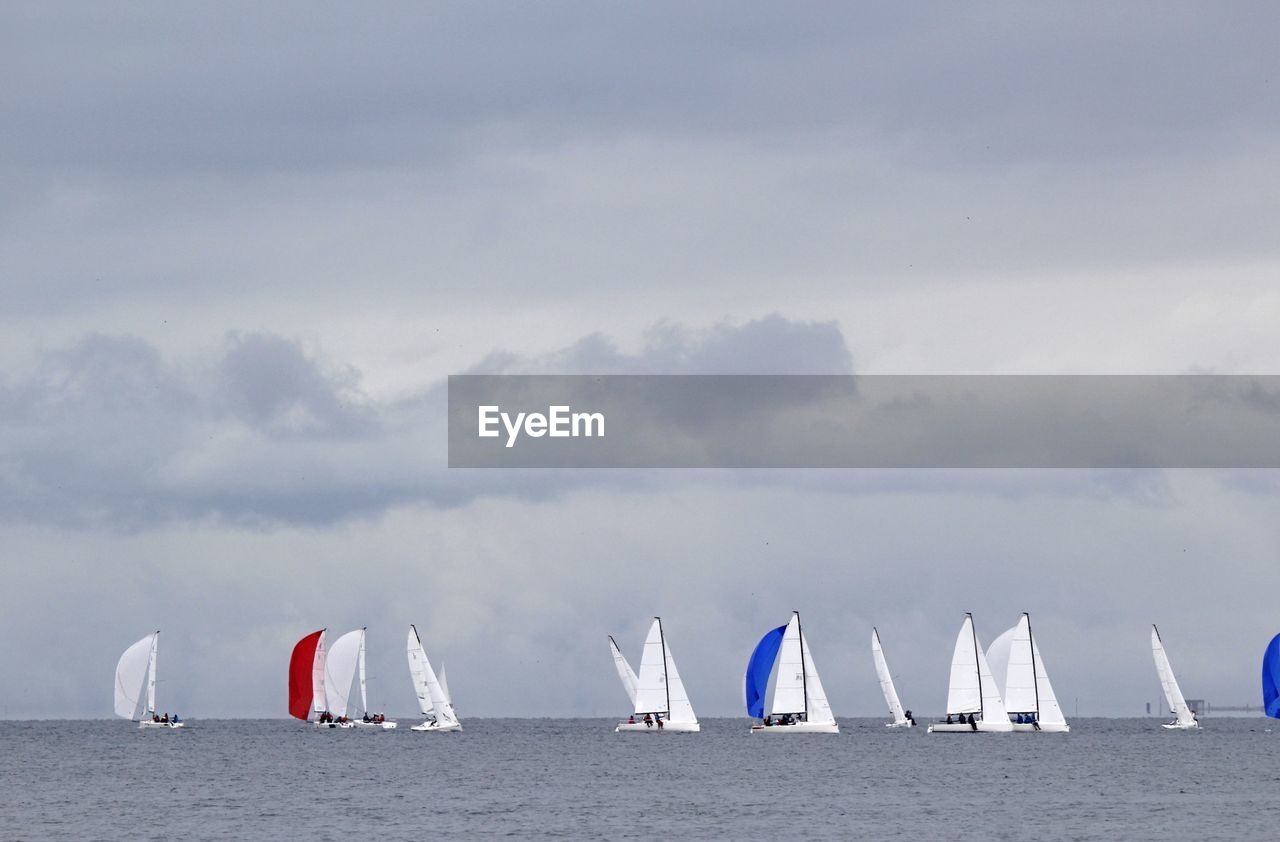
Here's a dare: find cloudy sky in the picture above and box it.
[2,2,1278,718]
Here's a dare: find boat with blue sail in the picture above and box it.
[1264,633,1280,720]
[747,611,839,734]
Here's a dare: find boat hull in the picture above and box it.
[1010,722,1070,733]
[886,720,914,728]
[352,720,397,730]
[315,720,355,728]
[750,722,839,734]
[411,720,462,732]
[1161,722,1201,730]
[139,720,185,729]
[615,721,700,733]
[927,721,1012,733]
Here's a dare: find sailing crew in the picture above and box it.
[967,713,977,730]
[643,713,653,728]
[946,714,953,724]
[904,709,915,726]
[656,715,663,730]
[627,715,635,724]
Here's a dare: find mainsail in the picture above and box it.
[1151,625,1196,726]
[114,631,158,720]
[770,613,834,723]
[325,628,367,719]
[872,628,908,724]
[1263,633,1280,719]
[945,614,1010,729]
[288,629,325,720]
[608,636,639,706]
[407,625,458,726]
[630,618,696,724]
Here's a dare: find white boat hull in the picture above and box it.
[138,720,185,729]
[315,720,355,728]
[886,720,914,728]
[352,720,397,730]
[1010,721,1070,733]
[927,721,1013,733]
[411,720,462,732]
[750,721,839,734]
[615,721,700,733]
[1162,722,1200,730]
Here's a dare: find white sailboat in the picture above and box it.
[407,624,461,732]
[614,618,699,732]
[326,628,396,729]
[1151,625,1200,730]
[928,613,1012,733]
[872,628,914,727]
[984,614,1069,732]
[115,631,184,728]
[748,612,838,734]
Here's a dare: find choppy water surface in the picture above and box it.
[2,718,1277,839]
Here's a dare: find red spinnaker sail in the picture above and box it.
[289,630,324,720]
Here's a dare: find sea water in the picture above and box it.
[2,718,1276,839]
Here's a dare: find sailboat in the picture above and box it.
[288,628,332,725]
[747,611,838,733]
[871,628,914,727]
[326,628,396,729]
[115,631,184,729]
[1263,633,1280,720]
[407,624,461,732]
[927,613,1012,733]
[1151,625,1199,729]
[984,614,1069,732]
[613,617,699,732]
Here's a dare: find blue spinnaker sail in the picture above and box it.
[1264,633,1280,719]
[745,625,787,718]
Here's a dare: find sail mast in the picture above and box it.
[656,617,671,716]
[795,611,809,717]
[969,613,982,720]
[148,631,159,716]
[1025,613,1041,716]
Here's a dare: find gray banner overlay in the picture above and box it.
[448,375,1280,468]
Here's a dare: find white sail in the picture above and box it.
[1152,625,1196,726]
[872,628,907,724]
[771,614,806,716]
[771,613,834,724]
[996,614,1067,727]
[658,622,697,725]
[946,614,1011,729]
[407,625,458,726]
[146,632,158,716]
[800,626,835,725]
[985,625,1015,699]
[1028,623,1066,727]
[325,628,366,718]
[634,619,670,714]
[114,632,157,720]
[608,636,639,706]
[945,616,983,715]
[311,630,328,714]
[438,664,451,705]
